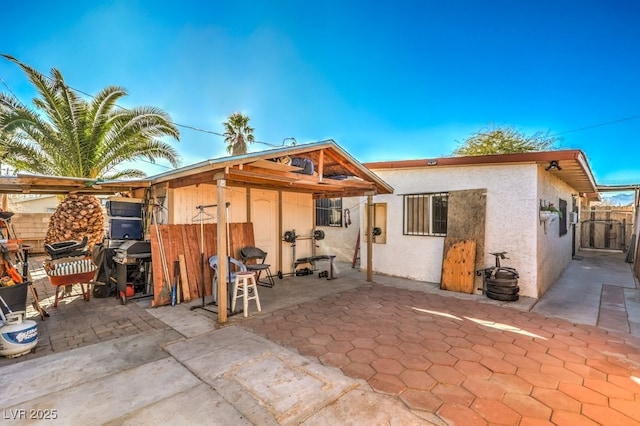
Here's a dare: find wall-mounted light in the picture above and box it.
[545,160,562,171]
[427,160,438,166]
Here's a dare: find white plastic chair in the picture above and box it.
[208,255,247,303]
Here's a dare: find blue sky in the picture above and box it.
[2,0,639,185]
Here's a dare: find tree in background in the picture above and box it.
[223,112,255,155]
[453,125,557,156]
[0,54,180,247]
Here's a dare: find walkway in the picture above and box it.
[0,250,639,424]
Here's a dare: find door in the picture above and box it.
[250,190,278,268]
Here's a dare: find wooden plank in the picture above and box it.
[441,240,477,293]
[179,254,191,303]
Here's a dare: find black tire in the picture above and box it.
[485,277,518,288]
[486,284,520,295]
[494,270,518,279]
[486,290,519,301]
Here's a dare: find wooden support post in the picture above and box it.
[216,179,228,323]
[367,194,374,282]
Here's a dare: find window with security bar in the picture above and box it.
[403,193,448,236]
[316,197,343,227]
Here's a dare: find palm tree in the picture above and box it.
[0,54,180,247]
[223,112,254,155]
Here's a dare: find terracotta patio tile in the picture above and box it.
[516,368,559,389]
[341,361,375,380]
[463,334,494,346]
[421,338,452,352]
[554,333,589,347]
[354,327,380,338]
[351,337,378,349]
[373,344,404,360]
[502,393,552,420]
[519,417,555,426]
[443,336,473,349]
[582,403,639,426]
[454,360,492,379]
[397,353,432,371]
[307,334,333,346]
[439,327,466,338]
[325,340,354,354]
[335,321,360,332]
[526,351,564,367]
[374,334,403,346]
[531,388,581,412]
[471,398,521,425]
[265,329,292,342]
[318,352,350,368]
[297,343,327,357]
[399,389,443,412]
[471,344,505,359]
[398,369,436,391]
[514,338,549,354]
[569,346,608,361]
[550,410,600,426]
[557,382,608,406]
[539,365,582,384]
[489,373,533,395]
[397,331,424,344]
[583,378,635,400]
[448,347,482,362]
[371,358,404,375]
[562,362,606,381]
[418,329,447,341]
[585,358,631,376]
[607,374,640,392]
[428,365,465,385]
[479,356,517,374]
[330,329,356,341]
[609,398,640,419]
[546,347,586,365]
[492,341,526,356]
[398,341,427,356]
[504,354,541,371]
[290,326,315,338]
[283,313,306,322]
[431,383,474,407]
[437,404,486,426]
[313,324,338,335]
[346,348,378,364]
[424,350,458,366]
[369,373,407,396]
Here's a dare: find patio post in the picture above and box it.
[217,179,228,323]
[367,193,374,282]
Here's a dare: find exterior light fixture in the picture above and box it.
[545,160,562,171]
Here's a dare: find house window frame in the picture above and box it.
[403,192,448,236]
[559,198,568,236]
[315,197,343,227]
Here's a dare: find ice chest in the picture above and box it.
[106,199,143,218]
[106,218,143,240]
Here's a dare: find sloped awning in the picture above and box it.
[148,140,394,198]
[0,173,150,195]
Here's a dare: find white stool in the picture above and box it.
[231,271,261,317]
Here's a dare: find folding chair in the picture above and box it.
[240,246,275,288]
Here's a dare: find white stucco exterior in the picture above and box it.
[359,163,581,298]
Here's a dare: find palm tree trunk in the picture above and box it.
[45,194,105,249]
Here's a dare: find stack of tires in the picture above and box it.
[484,268,519,301]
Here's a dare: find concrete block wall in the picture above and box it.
[9,213,52,254]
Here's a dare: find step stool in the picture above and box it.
[231,271,261,317]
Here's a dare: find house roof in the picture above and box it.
[364,149,598,195]
[147,140,394,198]
[0,140,393,198]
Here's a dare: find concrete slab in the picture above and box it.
[104,383,251,426]
[0,329,182,408]
[4,358,202,425]
[141,299,221,338]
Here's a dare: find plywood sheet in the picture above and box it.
[441,240,477,293]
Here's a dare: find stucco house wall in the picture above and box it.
[536,166,577,296]
[358,162,584,299]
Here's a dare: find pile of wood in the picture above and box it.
[45,194,104,249]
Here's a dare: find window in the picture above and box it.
[559,198,567,236]
[316,197,342,227]
[403,193,448,236]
